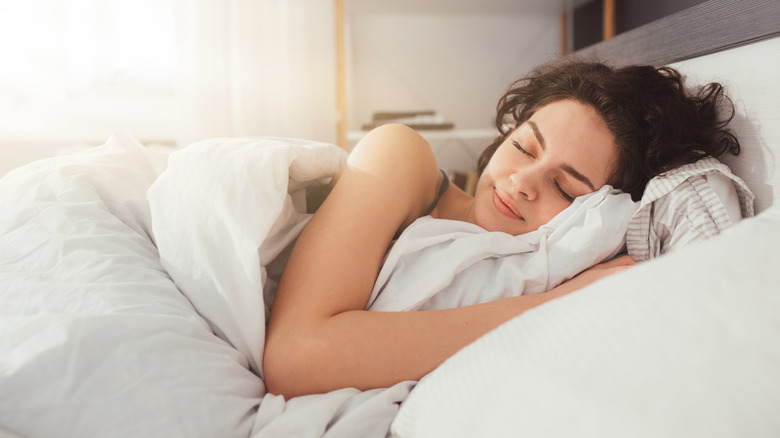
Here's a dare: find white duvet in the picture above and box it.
[4,133,774,438]
[0,135,262,437]
[368,186,637,312]
[0,134,410,438]
[0,132,633,437]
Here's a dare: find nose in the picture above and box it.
[509,167,539,201]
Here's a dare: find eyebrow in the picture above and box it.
[562,164,596,190]
[526,120,596,191]
[527,120,546,150]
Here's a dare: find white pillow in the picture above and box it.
[392,205,780,438]
[627,157,754,261]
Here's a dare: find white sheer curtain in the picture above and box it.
[174,0,338,146]
[0,0,337,148]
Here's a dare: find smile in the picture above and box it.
[492,188,524,220]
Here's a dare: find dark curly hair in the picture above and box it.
[477,60,740,201]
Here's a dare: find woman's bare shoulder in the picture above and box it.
[348,124,441,219]
[350,124,437,172]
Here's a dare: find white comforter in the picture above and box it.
[0,134,267,437]
[0,133,630,437]
[8,133,762,438]
[368,186,637,312]
[0,134,411,438]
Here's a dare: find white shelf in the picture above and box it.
[347,128,498,172]
[347,128,496,142]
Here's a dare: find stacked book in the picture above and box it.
[361,110,454,131]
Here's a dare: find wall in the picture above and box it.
[672,35,780,213]
[2,1,562,177]
[345,2,561,133]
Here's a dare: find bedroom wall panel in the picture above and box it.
[670,36,780,213]
[346,9,560,132]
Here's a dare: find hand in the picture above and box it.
[559,255,636,294]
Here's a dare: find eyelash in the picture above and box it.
[512,140,533,157]
[512,139,574,203]
[555,182,575,203]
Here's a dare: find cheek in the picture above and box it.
[472,179,491,217]
[479,160,511,190]
[473,166,498,198]
[536,199,569,225]
[539,205,563,223]
[472,176,499,227]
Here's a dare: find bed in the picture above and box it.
[2,1,779,437]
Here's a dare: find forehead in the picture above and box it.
[525,99,617,185]
[528,99,605,128]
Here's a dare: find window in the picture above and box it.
[0,0,177,142]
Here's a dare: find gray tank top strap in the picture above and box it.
[422,169,449,216]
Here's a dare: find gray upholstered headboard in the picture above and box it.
[572,0,780,213]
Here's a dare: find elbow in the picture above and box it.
[263,330,325,399]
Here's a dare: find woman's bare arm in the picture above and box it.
[263,124,633,398]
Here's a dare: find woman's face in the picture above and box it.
[474,99,618,235]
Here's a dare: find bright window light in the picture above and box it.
[0,0,177,142]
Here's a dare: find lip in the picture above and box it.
[492,188,524,220]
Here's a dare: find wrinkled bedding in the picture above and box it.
[369,186,637,311]
[0,132,723,437]
[391,205,780,437]
[0,134,262,437]
[0,134,411,438]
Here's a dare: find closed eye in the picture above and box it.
[512,140,534,158]
[554,181,575,203]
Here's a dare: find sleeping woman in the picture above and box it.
[263,60,739,398]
